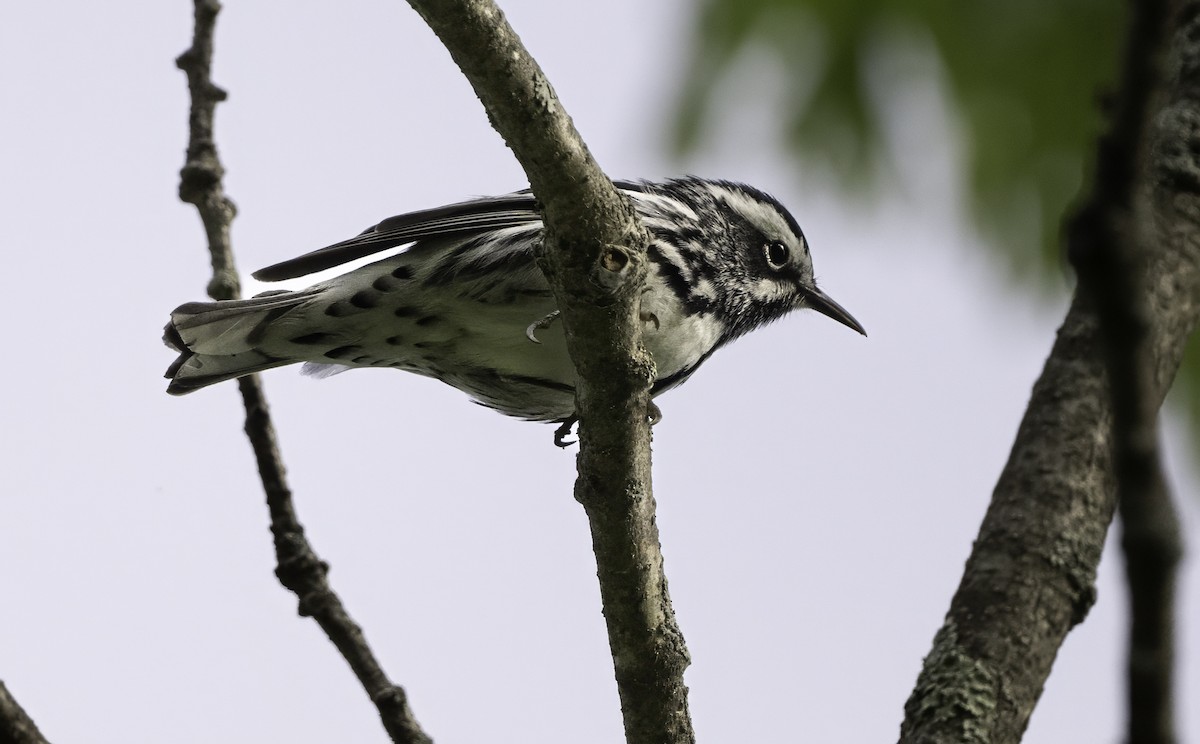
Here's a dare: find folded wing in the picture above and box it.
[252,192,543,282]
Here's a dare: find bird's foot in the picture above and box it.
[552,404,659,448]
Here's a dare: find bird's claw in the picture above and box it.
[648,401,663,426]
[553,416,578,448]
[526,310,561,344]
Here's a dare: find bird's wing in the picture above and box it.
[252,192,543,282]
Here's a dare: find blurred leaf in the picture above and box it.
[672,0,1122,279]
[675,0,1200,464]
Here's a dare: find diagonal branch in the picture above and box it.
[899,3,1198,742]
[402,2,693,742]
[175,3,429,742]
[0,681,50,744]
[1069,0,1183,741]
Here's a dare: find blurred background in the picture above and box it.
[2,1,1196,741]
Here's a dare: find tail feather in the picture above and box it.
[164,290,315,395]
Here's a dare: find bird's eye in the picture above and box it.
[765,241,789,269]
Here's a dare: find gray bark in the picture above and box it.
[899,2,1199,741]
[403,2,693,742]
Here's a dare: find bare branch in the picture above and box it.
[0,681,50,744]
[175,0,237,302]
[1069,0,1183,741]
[175,3,430,742]
[899,3,1199,742]
[402,2,692,742]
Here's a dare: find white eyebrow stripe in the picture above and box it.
[712,186,796,244]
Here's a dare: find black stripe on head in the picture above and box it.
[648,243,691,304]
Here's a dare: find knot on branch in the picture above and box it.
[273,530,332,617]
[372,684,411,710]
[174,49,199,72]
[1152,104,1200,193]
[207,269,241,301]
[178,158,226,203]
[374,685,433,744]
[592,245,634,292]
[294,586,336,618]
[1071,583,1099,626]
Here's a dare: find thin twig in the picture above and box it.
[403,2,692,742]
[1070,1,1184,741]
[0,681,50,744]
[175,3,430,742]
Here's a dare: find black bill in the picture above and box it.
[802,286,867,336]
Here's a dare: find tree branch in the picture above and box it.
[899,3,1199,742]
[402,2,692,742]
[1069,1,1183,742]
[0,681,50,744]
[175,3,429,742]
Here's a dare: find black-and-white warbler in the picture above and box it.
[164,177,865,440]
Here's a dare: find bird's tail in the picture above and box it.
[163,290,316,395]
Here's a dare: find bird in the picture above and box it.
[164,177,865,444]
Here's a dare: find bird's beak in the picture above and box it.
[802,286,867,336]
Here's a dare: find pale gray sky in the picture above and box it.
[2,2,1196,742]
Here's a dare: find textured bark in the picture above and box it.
[899,3,1200,742]
[176,3,430,742]
[0,681,50,744]
[403,2,693,743]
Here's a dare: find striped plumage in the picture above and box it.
[164,177,865,423]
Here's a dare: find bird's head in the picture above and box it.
[701,180,867,340]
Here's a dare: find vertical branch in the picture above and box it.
[402,2,693,742]
[174,4,430,743]
[176,0,238,302]
[0,681,50,744]
[899,2,1198,742]
[1068,1,1183,742]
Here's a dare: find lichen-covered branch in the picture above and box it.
[899,3,1199,743]
[176,3,430,742]
[0,681,50,744]
[402,2,692,742]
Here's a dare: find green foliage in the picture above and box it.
[675,1,1200,453]
[672,0,1123,279]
